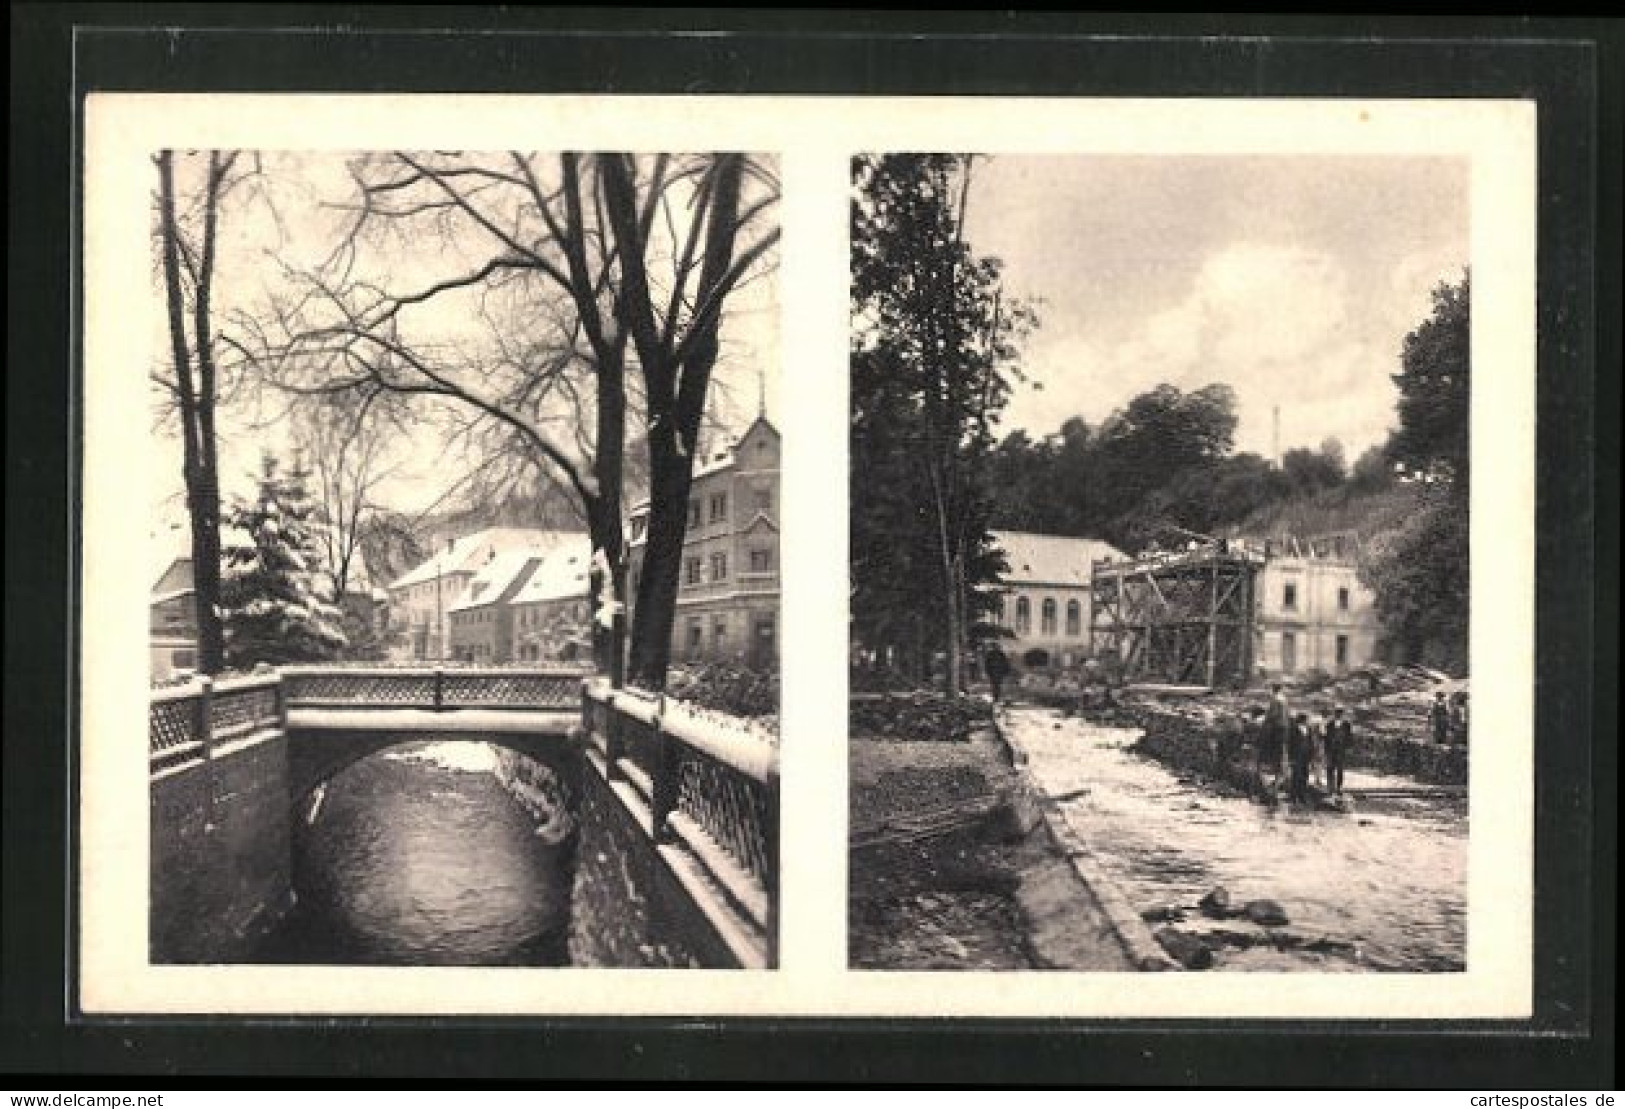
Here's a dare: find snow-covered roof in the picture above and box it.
[389,527,583,590]
[510,537,593,605]
[991,530,1123,589]
[447,550,545,613]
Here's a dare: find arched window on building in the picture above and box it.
[1066,599,1082,637]
[1041,598,1058,635]
[1015,596,1031,634]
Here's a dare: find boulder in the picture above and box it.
[1198,886,1233,918]
[1243,898,1290,926]
[1155,927,1214,970]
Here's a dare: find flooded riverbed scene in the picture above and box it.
[1005,707,1467,972]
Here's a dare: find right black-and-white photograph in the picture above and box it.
[849,153,1472,973]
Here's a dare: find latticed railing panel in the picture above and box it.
[150,696,199,755]
[676,751,773,888]
[441,672,580,708]
[284,672,437,706]
[616,712,662,786]
[211,686,279,734]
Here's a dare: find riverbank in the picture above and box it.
[849,710,1143,971]
[1003,706,1467,972]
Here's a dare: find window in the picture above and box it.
[710,492,728,523]
[1335,634,1350,667]
[1066,599,1082,637]
[1338,586,1351,612]
[1281,631,1297,672]
[172,648,196,669]
[686,557,701,586]
[711,552,727,581]
[688,499,702,528]
[749,548,772,573]
[754,487,772,514]
[1041,598,1058,636]
[1283,583,1298,610]
[688,620,704,650]
[1015,596,1031,634]
[631,516,646,541]
[713,618,727,647]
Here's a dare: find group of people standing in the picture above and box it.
[1254,683,1352,805]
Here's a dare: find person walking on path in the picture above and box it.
[1429,691,1451,745]
[1257,683,1289,796]
[1325,706,1352,796]
[1287,711,1314,805]
[984,643,1012,705]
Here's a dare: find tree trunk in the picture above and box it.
[157,151,225,675]
[627,432,694,689]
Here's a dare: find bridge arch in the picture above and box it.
[285,723,584,816]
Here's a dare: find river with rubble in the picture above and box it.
[1002,707,1468,972]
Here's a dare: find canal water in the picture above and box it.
[1004,708,1468,972]
[257,741,575,966]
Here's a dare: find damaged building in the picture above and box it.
[1089,531,1383,688]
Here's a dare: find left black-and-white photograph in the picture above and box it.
[142,150,781,970]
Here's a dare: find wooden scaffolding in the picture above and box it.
[1090,546,1264,689]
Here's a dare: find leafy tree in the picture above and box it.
[1359,272,1471,672]
[219,453,348,668]
[1390,273,1470,493]
[851,154,1031,691]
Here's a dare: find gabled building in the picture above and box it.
[150,554,198,679]
[508,537,593,662]
[627,415,780,668]
[388,527,585,660]
[1250,535,1383,676]
[446,551,546,664]
[989,530,1124,669]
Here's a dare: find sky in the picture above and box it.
[150,151,779,544]
[964,155,1469,461]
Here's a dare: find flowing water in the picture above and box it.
[257,741,575,966]
[1004,708,1468,972]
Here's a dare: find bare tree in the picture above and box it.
[249,151,777,688]
[291,389,404,602]
[153,150,243,675]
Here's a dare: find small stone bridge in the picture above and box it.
[148,665,779,970]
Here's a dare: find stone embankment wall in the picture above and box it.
[1130,707,1467,790]
[150,731,294,962]
[566,760,743,968]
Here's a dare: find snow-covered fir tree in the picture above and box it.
[219,452,348,668]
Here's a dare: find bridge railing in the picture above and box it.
[280,664,592,711]
[582,680,780,956]
[150,672,285,770]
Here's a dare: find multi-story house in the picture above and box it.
[150,555,198,679]
[388,527,583,660]
[988,530,1124,669]
[626,415,780,668]
[445,551,545,664]
[1251,547,1383,676]
[508,537,594,662]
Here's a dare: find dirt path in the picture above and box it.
[849,732,1136,971]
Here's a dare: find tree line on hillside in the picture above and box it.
[848,152,1472,685]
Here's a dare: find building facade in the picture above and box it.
[1252,555,1383,676]
[988,530,1124,670]
[446,552,545,664]
[150,556,198,679]
[508,538,593,662]
[388,527,584,660]
[627,416,780,668]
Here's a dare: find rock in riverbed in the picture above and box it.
[1243,899,1290,926]
[1198,886,1233,918]
[1155,927,1214,970]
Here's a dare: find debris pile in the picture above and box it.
[849,692,995,743]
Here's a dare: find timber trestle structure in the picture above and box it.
[1090,547,1264,688]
